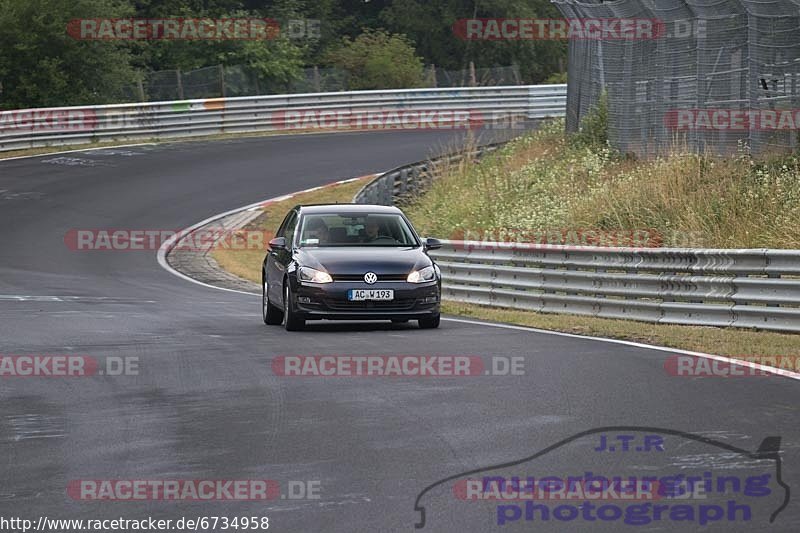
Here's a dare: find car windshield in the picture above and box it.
[298,213,419,247]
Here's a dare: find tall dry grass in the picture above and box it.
[405,119,800,249]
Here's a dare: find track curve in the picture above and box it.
[0,130,798,532]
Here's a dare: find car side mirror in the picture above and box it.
[269,237,286,250]
[424,238,442,250]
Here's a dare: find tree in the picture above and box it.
[130,2,305,91]
[0,0,139,109]
[380,0,566,84]
[325,29,424,90]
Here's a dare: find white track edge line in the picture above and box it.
[0,126,442,163]
[156,177,375,297]
[0,131,362,163]
[444,317,800,381]
[0,143,157,162]
[156,179,800,383]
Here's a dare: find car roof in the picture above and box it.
[294,203,403,215]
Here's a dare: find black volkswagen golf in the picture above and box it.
[262,204,442,331]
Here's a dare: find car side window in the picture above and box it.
[281,211,299,247]
[275,211,295,237]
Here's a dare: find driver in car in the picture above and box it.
[305,219,330,245]
[364,220,379,241]
[362,219,390,242]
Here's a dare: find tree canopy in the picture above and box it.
[0,0,566,109]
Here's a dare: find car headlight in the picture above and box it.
[298,266,333,284]
[407,265,436,283]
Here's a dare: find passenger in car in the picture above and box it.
[305,219,330,245]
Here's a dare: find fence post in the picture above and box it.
[176,69,184,100]
[511,62,521,85]
[428,64,437,88]
[469,61,477,87]
[219,64,226,97]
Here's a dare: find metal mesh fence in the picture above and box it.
[287,67,350,93]
[180,65,223,100]
[221,65,260,98]
[432,65,522,87]
[146,69,183,102]
[554,0,800,157]
[123,63,527,103]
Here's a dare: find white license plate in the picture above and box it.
[348,289,394,301]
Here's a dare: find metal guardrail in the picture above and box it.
[429,242,800,333]
[0,85,566,153]
[353,142,507,206]
[354,159,800,334]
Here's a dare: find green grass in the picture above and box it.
[212,177,369,284]
[404,119,800,249]
[210,169,799,362]
[443,302,800,359]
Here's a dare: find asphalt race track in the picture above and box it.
[1,130,798,532]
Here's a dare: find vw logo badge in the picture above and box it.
[364,272,378,285]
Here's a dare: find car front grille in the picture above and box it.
[324,298,417,311]
[332,274,408,282]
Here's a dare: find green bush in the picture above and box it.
[542,71,567,84]
[325,29,425,90]
[571,91,609,148]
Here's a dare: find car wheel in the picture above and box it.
[262,270,283,325]
[418,314,440,329]
[283,281,305,331]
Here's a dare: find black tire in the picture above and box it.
[418,314,440,329]
[283,281,305,331]
[262,270,283,325]
[391,319,409,324]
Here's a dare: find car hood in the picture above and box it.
[295,247,432,276]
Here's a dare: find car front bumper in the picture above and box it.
[290,279,440,320]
